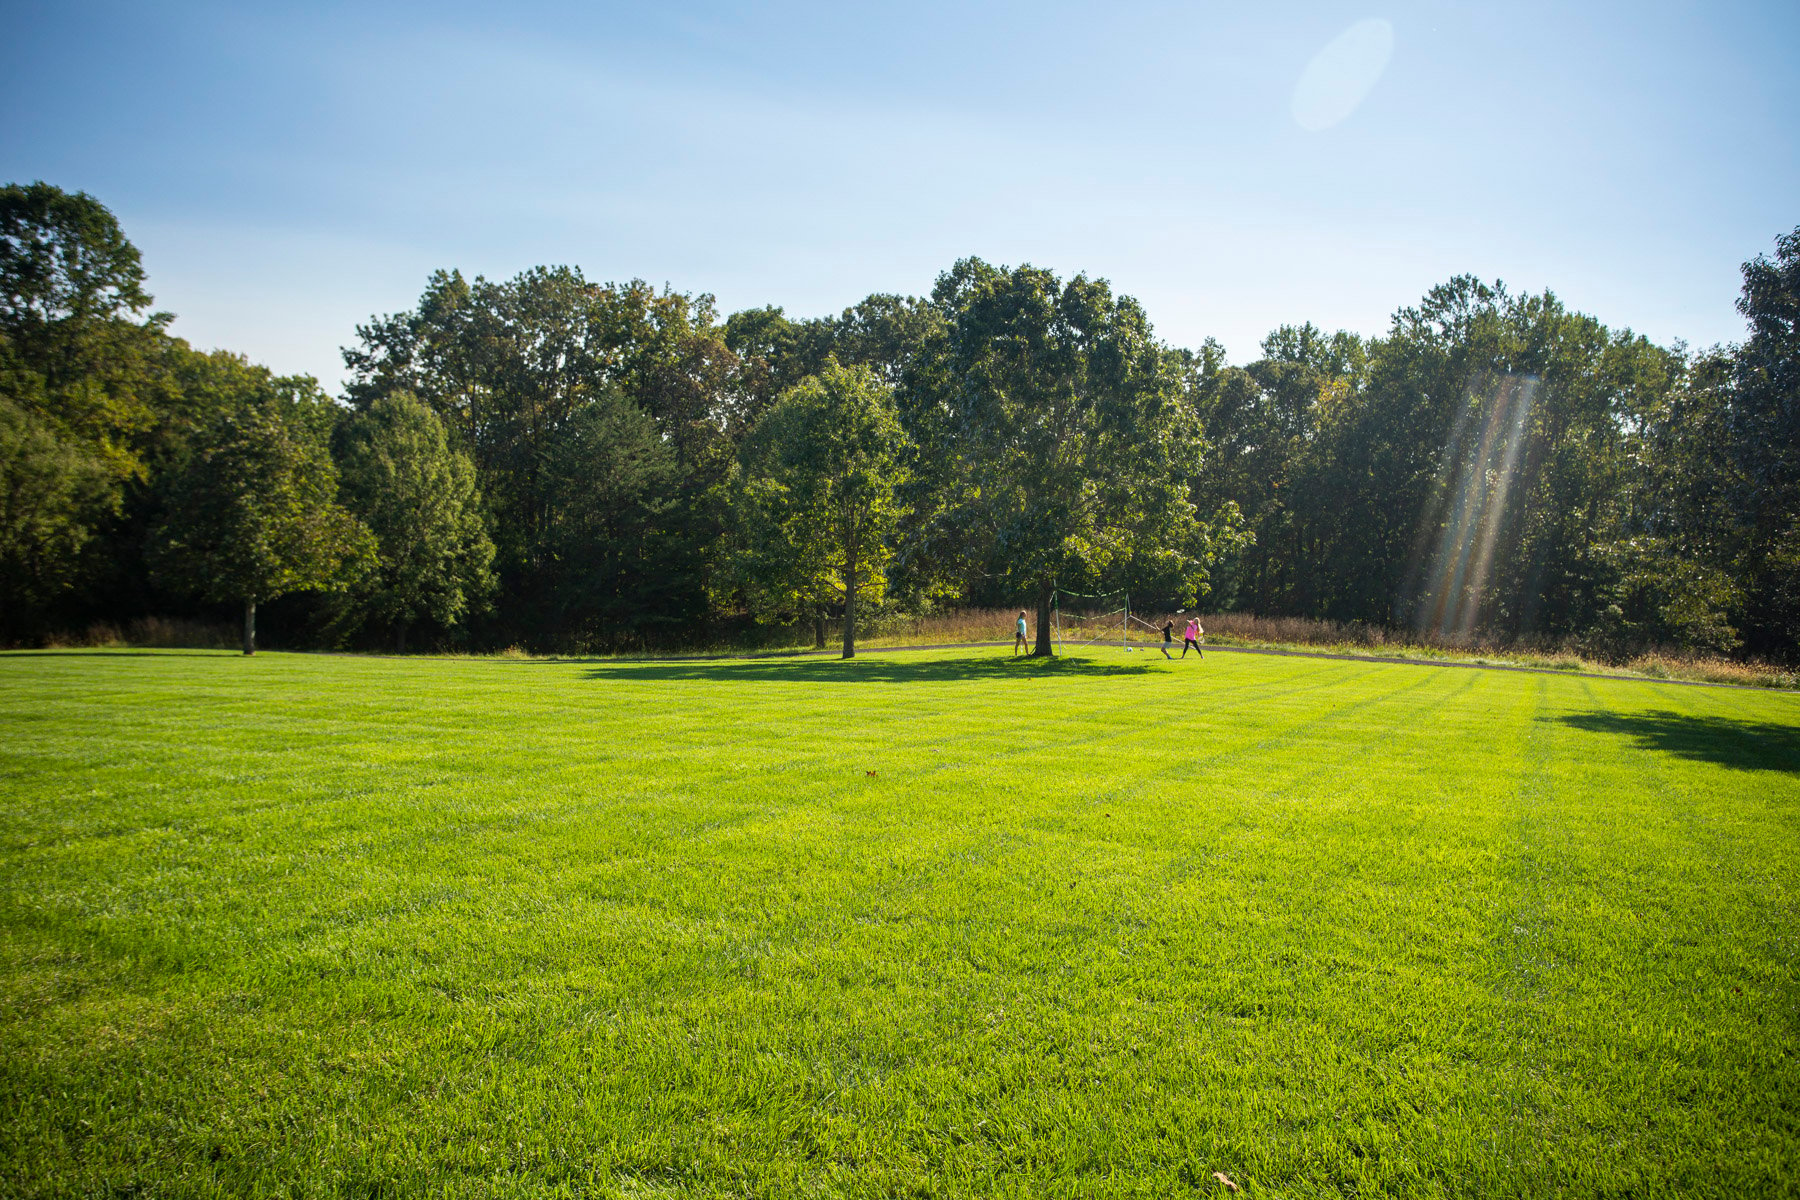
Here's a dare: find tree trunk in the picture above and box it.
[813,611,827,649]
[396,622,408,654]
[1033,583,1054,657]
[842,558,857,660]
[242,598,256,656]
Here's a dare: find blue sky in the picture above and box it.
[4,1,1796,391]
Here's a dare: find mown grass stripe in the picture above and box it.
[2,648,1796,1197]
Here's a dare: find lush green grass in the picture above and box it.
[2,647,1796,1198]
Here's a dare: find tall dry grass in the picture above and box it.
[127,617,239,649]
[29,606,1794,689]
[1620,651,1799,690]
[40,623,126,649]
[40,617,238,651]
[856,607,1798,690]
[859,607,1028,647]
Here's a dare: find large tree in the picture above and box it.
[906,259,1223,655]
[149,378,372,654]
[333,391,494,652]
[0,182,174,635]
[341,268,730,646]
[1725,227,1800,658]
[729,357,910,658]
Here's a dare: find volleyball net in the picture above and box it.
[1051,589,1184,652]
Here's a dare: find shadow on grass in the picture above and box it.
[1555,710,1800,774]
[585,652,1162,685]
[0,649,237,658]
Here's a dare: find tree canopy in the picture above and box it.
[905,259,1230,654]
[0,183,175,633]
[4,177,1797,666]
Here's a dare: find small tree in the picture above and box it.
[733,358,909,658]
[334,391,494,651]
[150,384,372,654]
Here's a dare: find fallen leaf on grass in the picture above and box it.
[1212,1171,1239,1192]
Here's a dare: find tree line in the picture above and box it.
[3,180,1796,662]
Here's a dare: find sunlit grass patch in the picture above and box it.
[2,647,1796,1197]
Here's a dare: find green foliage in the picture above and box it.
[344,267,738,478]
[0,396,116,622]
[0,182,170,467]
[906,259,1231,652]
[726,295,938,408]
[1205,278,1697,646]
[540,389,695,649]
[0,184,177,635]
[149,379,372,615]
[5,176,1798,663]
[728,358,911,656]
[723,304,825,428]
[333,391,494,649]
[1590,536,1742,655]
[1726,227,1800,657]
[0,181,150,330]
[342,268,731,646]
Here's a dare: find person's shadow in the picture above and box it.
[1554,709,1800,774]
[583,653,1160,685]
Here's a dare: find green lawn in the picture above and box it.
[2,647,1796,1198]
